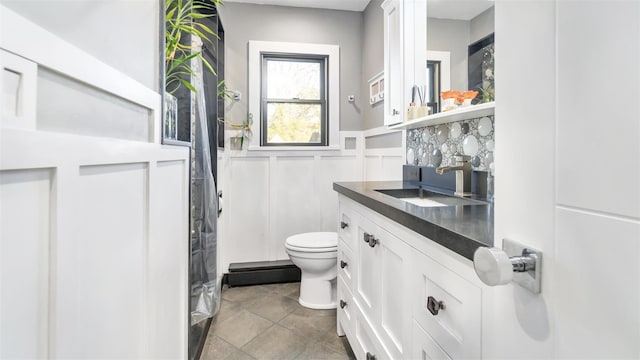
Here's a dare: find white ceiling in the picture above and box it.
[427,0,494,21]
[223,0,493,19]
[223,0,372,12]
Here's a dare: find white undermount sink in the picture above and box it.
[375,188,487,207]
[401,197,449,207]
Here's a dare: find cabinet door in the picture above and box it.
[355,217,381,324]
[377,226,413,359]
[382,0,427,126]
[382,0,404,125]
[356,217,412,359]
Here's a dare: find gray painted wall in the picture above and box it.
[3,0,160,91]
[218,3,363,131]
[427,18,470,92]
[427,7,494,93]
[365,132,402,149]
[361,0,385,131]
[470,7,495,44]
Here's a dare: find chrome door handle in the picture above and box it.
[473,238,542,294]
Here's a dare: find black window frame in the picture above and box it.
[427,60,441,114]
[260,53,328,146]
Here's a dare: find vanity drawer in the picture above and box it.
[353,309,392,360]
[337,241,354,291]
[338,204,357,250]
[337,275,355,339]
[412,321,452,360]
[412,251,481,359]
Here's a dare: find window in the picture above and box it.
[261,55,327,146]
[426,51,451,115]
[248,41,340,150]
[427,60,441,113]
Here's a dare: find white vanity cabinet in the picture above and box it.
[337,195,485,360]
[381,0,426,125]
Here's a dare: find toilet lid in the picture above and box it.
[285,232,337,249]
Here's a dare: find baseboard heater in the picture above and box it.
[224,260,301,287]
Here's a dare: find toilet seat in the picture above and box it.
[285,232,337,252]
[285,244,337,253]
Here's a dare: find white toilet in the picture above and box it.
[285,232,338,309]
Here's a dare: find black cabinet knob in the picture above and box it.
[339,300,347,309]
[340,260,348,269]
[366,352,377,360]
[363,233,378,248]
[340,221,349,229]
[427,296,446,316]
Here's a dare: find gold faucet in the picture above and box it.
[436,155,473,197]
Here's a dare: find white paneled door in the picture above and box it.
[494,1,640,358]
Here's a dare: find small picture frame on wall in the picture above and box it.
[368,71,384,105]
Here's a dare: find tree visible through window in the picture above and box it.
[261,55,327,146]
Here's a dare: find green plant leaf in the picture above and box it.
[178,77,197,92]
[165,0,223,93]
[194,22,219,39]
[200,55,215,75]
[166,7,177,20]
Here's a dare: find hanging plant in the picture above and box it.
[227,113,253,150]
[165,0,221,94]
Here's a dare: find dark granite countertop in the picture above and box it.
[333,181,493,260]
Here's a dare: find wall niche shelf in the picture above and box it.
[388,101,495,130]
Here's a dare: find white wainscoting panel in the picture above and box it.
[0,131,190,359]
[148,160,189,359]
[364,152,403,181]
[55,163,148,358]
[270,156,318,260]
[362,127,405,182]
[225,157,270,265]
[0,169,52,359]
[316,156,362,231]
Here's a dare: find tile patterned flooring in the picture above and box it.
[201,282,356,360]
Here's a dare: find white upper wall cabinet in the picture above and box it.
[381,0,427,125]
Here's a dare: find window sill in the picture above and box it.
[227,145,343,158]
[247,145,340,152]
